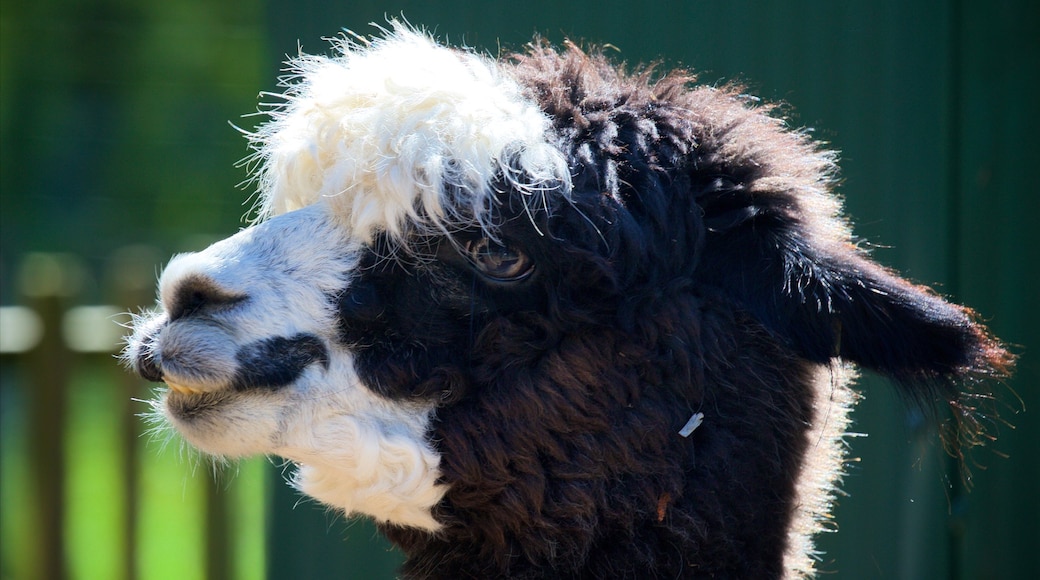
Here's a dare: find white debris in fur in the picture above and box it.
[679,412,704,437]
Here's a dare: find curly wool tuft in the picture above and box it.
[244,23,571,244]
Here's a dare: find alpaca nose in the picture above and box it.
[166,274,245,321]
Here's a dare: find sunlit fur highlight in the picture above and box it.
[783,363,860,576]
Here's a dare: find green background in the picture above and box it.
[2,0,1037,578]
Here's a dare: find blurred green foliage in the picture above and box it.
[1,0,266,300]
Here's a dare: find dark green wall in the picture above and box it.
[263,2,1039,579]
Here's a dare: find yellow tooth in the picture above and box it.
[166,382,203,396]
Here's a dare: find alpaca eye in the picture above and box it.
[464,238,533,282]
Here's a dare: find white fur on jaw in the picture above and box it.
[129,202,447,531]
[244,22,570,243]
[271,357,446,530]
[275,362,446,530]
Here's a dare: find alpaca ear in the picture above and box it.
[696,183,1011,416]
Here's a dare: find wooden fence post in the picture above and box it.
[106,245,163,580]
[18,253,86,580]
[205,471,232,580]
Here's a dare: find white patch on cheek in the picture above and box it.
[287,427,447,531]
[273,360,447,531]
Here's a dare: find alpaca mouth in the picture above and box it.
[134,330,329,396]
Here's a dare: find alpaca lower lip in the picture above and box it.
[164,386,230,422]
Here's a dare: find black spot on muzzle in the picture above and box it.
[232,333,329,392]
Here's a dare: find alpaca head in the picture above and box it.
[123,27,573,531]
[125,23,1011,577]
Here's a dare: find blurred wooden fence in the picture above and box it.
[0,249,262,580]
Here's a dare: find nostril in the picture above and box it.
[136,352,164,383]
[168,274,245,321]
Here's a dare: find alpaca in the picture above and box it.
[124,24,1012,578]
